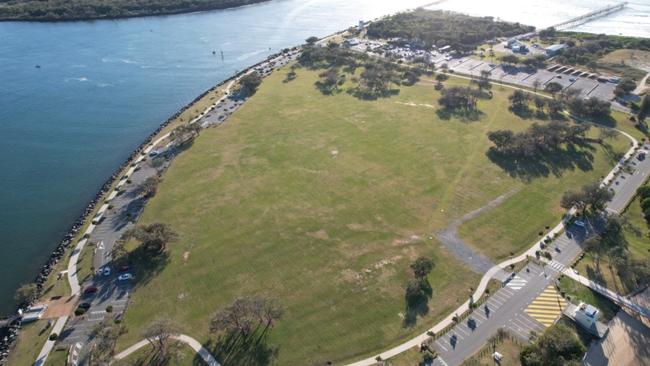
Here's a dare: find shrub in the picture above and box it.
[641,198,650,211]
[636,186,650,198]
[75,308,87,316]
[106,305,113,313]
[49,333,58,341]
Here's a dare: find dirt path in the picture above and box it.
[435,189,519,278]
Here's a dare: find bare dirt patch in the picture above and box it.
[307,229,330,240]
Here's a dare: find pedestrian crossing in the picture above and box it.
[547,260,565,272]
[524,285,567,327]
[505,275,527,290]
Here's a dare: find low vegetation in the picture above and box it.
[0,0,269,21]
[366,10,534,53]
[577,215,650,294]
[519,322,585,366]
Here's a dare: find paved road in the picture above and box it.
[432,223,589,365]
[606,144,650,214]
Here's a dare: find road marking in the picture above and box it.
[452,331,465,340]
[500,288,515,296]
[506,275,527,290]
[473,311,487,321]
[494,291,510,302]
[524,285,567,327]
[435,339,448,352]
[488,297,504,307]
[456,325,470,336]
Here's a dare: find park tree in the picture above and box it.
[508,89,530,110]
[614,77,636,97]
[143,318,181,359]
[137,176,160,198]
[305,36,319,45]
[561,182,613,216]
[14,283,38,305]
[410,256,434,281]
[123,223,177,253]
[500,54,520,66]
[210,295,283,339]
[171,122,201,145]
[239,71,262,95]
[545,82,563,96]
[89,322,126,362]
[638,94,650,122]
[520,323,585,366]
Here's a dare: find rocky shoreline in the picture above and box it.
[0,47,299,364]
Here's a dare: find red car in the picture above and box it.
[119,265,130,272]
[83,286,98,295]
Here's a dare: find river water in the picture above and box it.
[0,0,648,315]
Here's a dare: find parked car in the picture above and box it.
[83,286,98,295]
[118,265,130,272]
[78,302,91,310]
[638,152,646,161]
[103,267,111,276]
[118,273,134,281]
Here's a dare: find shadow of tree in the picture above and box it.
[486,143,595,181]
[347,87,400,101]
[115,246,170,289]
[436,107,483,122]
[201,328,278,366]
[402,280,433,328]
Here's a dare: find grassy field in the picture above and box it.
[4,320,50,366]
[458,123,628,261]
[115,67,628,364]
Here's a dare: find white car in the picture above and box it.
[102,267,111,276]
[118,273,134,281]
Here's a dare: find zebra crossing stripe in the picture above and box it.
[506,275,527,290]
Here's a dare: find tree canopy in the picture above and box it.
[520,323,586,366]
[488,121,588,158]
[124,223,177,253]
[0,0,268,21]
[366,10,533,53]
[560,182,613,215]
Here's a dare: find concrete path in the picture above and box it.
[633,72,650,95]
[33,315,68,366]
[112,334,220,366]
[436,190,518,278]
[562,268,650,319]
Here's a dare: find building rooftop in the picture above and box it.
[545,44,568,52]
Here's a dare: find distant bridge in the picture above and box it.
[548,2,627,31]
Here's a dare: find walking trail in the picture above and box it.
[436,189,519,278]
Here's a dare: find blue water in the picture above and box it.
[0,0,648,315]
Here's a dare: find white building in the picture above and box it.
[574,302,600,329]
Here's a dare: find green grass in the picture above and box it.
[4,320,50,366]
[459,129,628,261]
[385,346,427,365]
[115,68,628,364]
[45,346,69,365]
[559,276,620,322]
